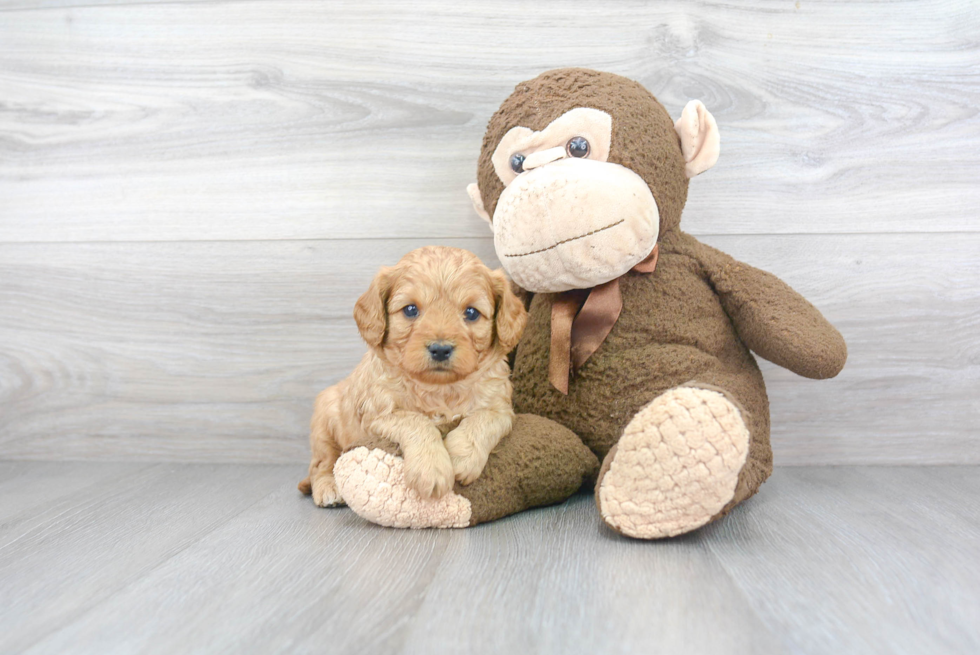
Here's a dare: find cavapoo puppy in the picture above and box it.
[299,246,528,507]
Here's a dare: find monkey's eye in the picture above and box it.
[510,153,525,174]
[463,307,481,322]
[402,304,419,319]
[566,136,590,158]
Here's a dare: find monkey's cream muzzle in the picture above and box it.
[492,157,659,293]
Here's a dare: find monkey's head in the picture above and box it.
[467,68,719,293]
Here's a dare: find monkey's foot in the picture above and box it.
[333,447,472,529]
[596,386,750,539]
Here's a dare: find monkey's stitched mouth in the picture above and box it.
[504,219,625,258]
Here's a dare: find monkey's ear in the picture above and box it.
[674,100,720,178]
[467,183,493,229]
[353,266,394,349]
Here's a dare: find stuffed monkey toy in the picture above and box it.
[333,68,846,538]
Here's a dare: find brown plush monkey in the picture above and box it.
[335,69,846,538]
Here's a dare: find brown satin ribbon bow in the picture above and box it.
[548,244,659,395]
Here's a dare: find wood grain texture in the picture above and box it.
[27,488,785,655]
[0,460,145,529]
[706,467,980,655]
[1,464,976,655]
[2,234,977,464]
[0,238,497,463]
[21,482,454,655]
[400,499,782,655]
[1,1,977,464]
[1,0,978,241]
[0,462,290,653]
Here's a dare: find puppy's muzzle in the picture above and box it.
[427,341,454,363]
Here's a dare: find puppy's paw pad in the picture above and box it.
[334,447,472,529]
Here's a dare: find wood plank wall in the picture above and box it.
[1,1,977,464]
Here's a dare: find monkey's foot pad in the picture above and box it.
[597,387,750,539]
[334,447,472,529]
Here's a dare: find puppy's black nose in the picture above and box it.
[427,342,454,362]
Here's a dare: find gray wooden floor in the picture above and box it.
[0,463,976,655]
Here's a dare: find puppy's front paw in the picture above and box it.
[445,432,488,486]
[311,474,345,508]
[404,446,455,499]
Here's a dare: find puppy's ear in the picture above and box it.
[491,269,528,353]
[354,266,395,348]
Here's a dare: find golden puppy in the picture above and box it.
[299,246,528,507]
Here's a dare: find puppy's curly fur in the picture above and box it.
[299,246,528,507]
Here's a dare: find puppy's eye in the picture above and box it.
[510,153,525,174]
[463,307,481,322]
[402,304,419,319]
[566,136,590,158]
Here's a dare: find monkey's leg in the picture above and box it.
[333,415,598,529]
[595,383,769,539]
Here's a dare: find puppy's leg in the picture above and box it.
[444,408,514,485]
[303,387,345,507]
[307,441,343,508]
[370,412,454,499]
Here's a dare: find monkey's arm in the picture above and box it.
[694,239,847,379]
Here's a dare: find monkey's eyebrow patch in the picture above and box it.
[491,108,613,186]
[504,218,625,257]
